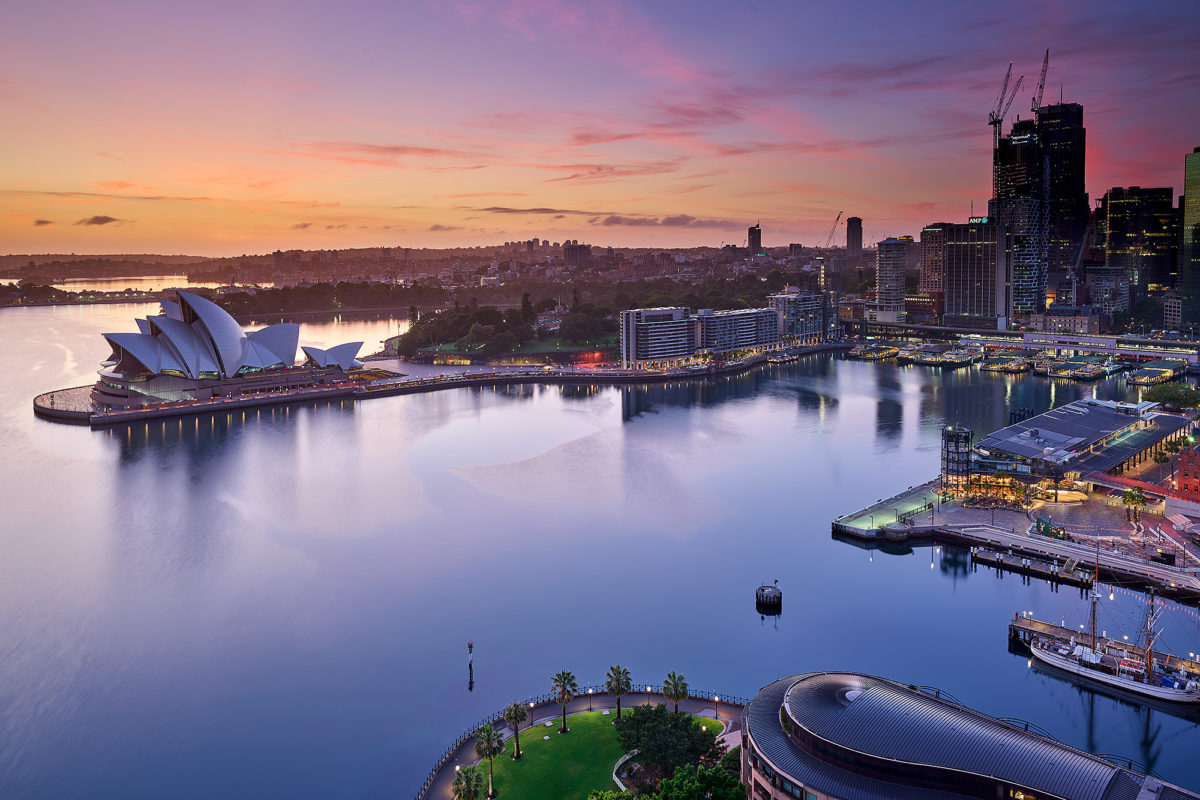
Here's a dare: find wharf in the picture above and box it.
[972,548,1093,590]
[1008,614,1200,677]
[833,486,1200,604]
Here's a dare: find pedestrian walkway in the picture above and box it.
[419,689,745,800]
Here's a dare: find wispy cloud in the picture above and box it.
[33,219,54,227]
[291,222,312,229]
[429,224,463,231]
[592,214,740,229]
[75,215,124,226]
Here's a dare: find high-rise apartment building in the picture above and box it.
[748,223,763,255]
[992,119,1048,318]
[694,308,780,353]
[868,237,910,323]
[943,217,1012,330]
[1181,148,1200,324]
[918,223,953,294]
[619,307,695,369]
[846,217,863,259]
[769,290,827,344]
[1102,186,1178,296]
[1037,103,1089,272]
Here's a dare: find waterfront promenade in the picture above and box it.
[418,688,746,800]
[35,342,853,427]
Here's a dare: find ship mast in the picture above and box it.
[1141,587,1160,684]
[1089,539,1100,651]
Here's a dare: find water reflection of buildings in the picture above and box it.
[618,361,839,421]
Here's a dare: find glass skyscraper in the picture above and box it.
[1182,148,1200,325]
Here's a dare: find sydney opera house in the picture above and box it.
[92,290,365,411]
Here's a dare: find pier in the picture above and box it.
[833,485,1200,604]
[1008,614,1200,677]
[971,548,1093,590]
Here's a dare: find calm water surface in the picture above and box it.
[50,276,275,292]
[1,304,1198,798]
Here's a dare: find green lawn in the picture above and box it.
[484,710,725,800]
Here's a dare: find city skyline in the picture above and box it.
[2,0,1198,256]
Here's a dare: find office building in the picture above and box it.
[1084,264,1130,319]
[993,119,1048,317]
[618,307,695,369]
[741,671,1198,800]
[918,223,951,294]
[748,223,763,255]
[769,290,826,344]
[868,237,909,323]
[1182,148,1200,324]
[845,216,862,259]
[1164,295,1181,329]
[1037,102,1089,272]
[943,217,1012,330]
[694,307,780,353]
[1102,186,1178,296]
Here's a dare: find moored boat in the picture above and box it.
[1023,577,1200,705]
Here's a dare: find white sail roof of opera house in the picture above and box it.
[100,291,359,380]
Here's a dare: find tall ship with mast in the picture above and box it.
[1023,581,1200,704]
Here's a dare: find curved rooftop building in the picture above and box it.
[92,291,363,411]
[742,671,1197,800]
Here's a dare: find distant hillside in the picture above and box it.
[0,253,204,268]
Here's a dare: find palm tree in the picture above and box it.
[605,665,632,721]
[452,764,485,800]
[1122,487,1147,521]
[662,671,689,713]
[551,669,578,733]
[502,702,528,760]
[473,724,505,798]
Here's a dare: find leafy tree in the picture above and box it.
[559,313,604,343]
[485,331,520,354]
[408,305,419,323]
[552,669,578,733]
[473,723,505,798]
[502,702,528,760]
[452,764,485,800]
[655,764,743,800]
[585,792,632,800]
[1142,382,1200,408]
[605,665,632,720]
[475,306,504,326]
[662,671,689,713]
[1153,451,1170,464]
[719,745,741,778]
[615,704,719,787]
[520,292,535,324]
[535,297,558,313]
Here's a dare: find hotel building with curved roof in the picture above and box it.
[742,671,1197,800]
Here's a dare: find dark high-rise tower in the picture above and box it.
[1102,186,1178,296]
[748,223,762,255]
[943,217,1013,331]
[846,217,863,259]
[992,118,1047,318]
[1182,148,1200,325]
[918,222,953,295]
[1037,102,1088,272]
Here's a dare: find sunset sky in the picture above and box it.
[3,0,1198,257]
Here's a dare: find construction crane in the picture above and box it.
[820,211,843,250]
[989,62,1024,199]
[1032,49,1050,114]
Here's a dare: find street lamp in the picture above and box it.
[588,688,593,711]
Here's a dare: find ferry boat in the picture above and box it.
[1025,584,1200,705]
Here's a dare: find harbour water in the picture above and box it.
[1,302,1199,798]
